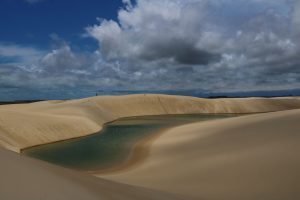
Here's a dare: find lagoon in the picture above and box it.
[23,114,237,171]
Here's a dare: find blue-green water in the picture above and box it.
[23,114,237,171]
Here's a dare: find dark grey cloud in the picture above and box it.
[138,40,221,65]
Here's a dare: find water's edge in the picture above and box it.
[23,114,240,172]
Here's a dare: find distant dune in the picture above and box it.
[102,109,300,200]
[1,94,300,152]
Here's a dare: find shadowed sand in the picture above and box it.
[1,94,300,152]
[101,109,300,200]
[0,147,189,200]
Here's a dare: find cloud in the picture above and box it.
[0,44,45,64]
[41,45,85,73]
[1,0,300,100]
[0,42,98,95]
[87,0,222,65]
[293,0,300,35]
[86,0,300,92]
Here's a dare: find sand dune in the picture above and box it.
[1,94,300,152]
[1,95,300,199]
[0,147,188,200]
[102,109,300,200]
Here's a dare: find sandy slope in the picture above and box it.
[1,94,300,152]
[102,109,300,200]
[0,147,188,200]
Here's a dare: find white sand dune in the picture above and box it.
[102,109,300,200]
[0,147,187,200]
[1,94,300,152]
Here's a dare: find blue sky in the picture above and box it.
[0,0,122,50]
[0,0,300,100]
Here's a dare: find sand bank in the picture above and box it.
[0,147,189,200]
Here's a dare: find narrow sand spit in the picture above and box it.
[1,94,300,152]
[101,109,300,200]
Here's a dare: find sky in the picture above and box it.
[0,0,300,100]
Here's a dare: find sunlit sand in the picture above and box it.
[1,94,300,199]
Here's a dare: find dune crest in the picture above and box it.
[1,94,300,152]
